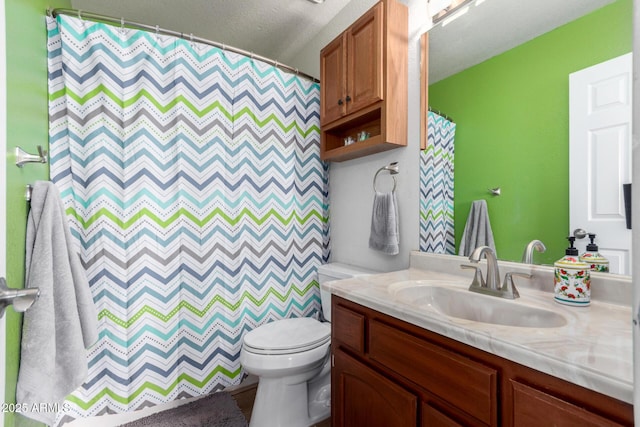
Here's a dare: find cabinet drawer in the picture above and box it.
[369,320,497,425]
[511,380,626,426]
[332,302,365,353]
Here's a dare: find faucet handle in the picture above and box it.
[502,272,532,299]
[460,264,485,289]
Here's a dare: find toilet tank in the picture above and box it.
[317,262,374,321]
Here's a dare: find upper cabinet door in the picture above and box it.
[346,2,383,115]
[319,0,407,162]
[320,35,346,126]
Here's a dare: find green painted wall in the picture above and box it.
[429,0,632,265]
[5,1,70,426]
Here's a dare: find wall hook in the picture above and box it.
[0,277,39,319]
[488,187,501,196]
[16,146,47,168]
[25,185,33,202]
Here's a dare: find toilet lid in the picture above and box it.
[243,318,331,355]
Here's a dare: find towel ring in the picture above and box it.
[373,162,399,193]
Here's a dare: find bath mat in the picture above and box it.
[119,392,248,427]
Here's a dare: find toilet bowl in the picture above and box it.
[239,262,373,427]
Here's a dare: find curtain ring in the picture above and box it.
[120,17,125,32]
[155,25,160,35]
[77,9,82,20]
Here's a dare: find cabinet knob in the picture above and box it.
[338,99,343,106]
[346,95,352,103]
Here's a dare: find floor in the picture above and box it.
[231,383,331,427]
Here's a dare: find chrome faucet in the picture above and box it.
[461,246,531,299]
[469,246,501,290]
[522,239,546,264]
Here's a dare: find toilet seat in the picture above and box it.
[243,318,330,355]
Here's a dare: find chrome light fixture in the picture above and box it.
[306,0,325,4]
[431,0,474,24]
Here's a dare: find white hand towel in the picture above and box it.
[458,199,496,257]
[369,191,400,255]
[17,181,98,425]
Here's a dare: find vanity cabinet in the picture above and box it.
[319,0,407,162]
[331,296,633,426]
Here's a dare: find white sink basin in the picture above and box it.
[388,280,567,328]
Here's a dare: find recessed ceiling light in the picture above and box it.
[307,0,325,4]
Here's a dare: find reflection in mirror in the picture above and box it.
[421,0,632,273]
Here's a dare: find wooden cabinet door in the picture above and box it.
[320,35,346,125]
[346,2,383,115]
[332,348,417,427]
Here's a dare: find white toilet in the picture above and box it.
[240,262,373,427]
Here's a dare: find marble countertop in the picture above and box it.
[322,261,633,404]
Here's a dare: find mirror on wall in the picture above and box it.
[420,0,632,273]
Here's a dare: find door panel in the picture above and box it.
[346,2,382,114]
[320,35,345,125]
[332,349,417,427]
[569,53,632,274]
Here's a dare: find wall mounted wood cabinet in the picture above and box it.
[319,0,407,162]
[331,296,633,426]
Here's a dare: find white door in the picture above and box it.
[0,0,7,425]
[569,53,633,275]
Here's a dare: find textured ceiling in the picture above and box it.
[69,0,352,65]
[429,0,617,82]
[69,0,618,82]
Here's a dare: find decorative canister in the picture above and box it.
[554,237,591,306]
[579,233,609,273]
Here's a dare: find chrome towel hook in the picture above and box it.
[373,162,399,192]
[16,146,48,168]
[0,277,40,319]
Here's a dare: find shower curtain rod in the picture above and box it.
[48,8,320,83]
[428,106,454,122]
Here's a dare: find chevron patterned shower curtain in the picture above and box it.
[420,111,455,254]
[47,15,329,423]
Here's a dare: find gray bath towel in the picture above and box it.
[17,181,98,425]
[369,191,400,255]
[458,200,496,257]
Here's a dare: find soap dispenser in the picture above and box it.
[554,236,591,306]
[579,233,609,273]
